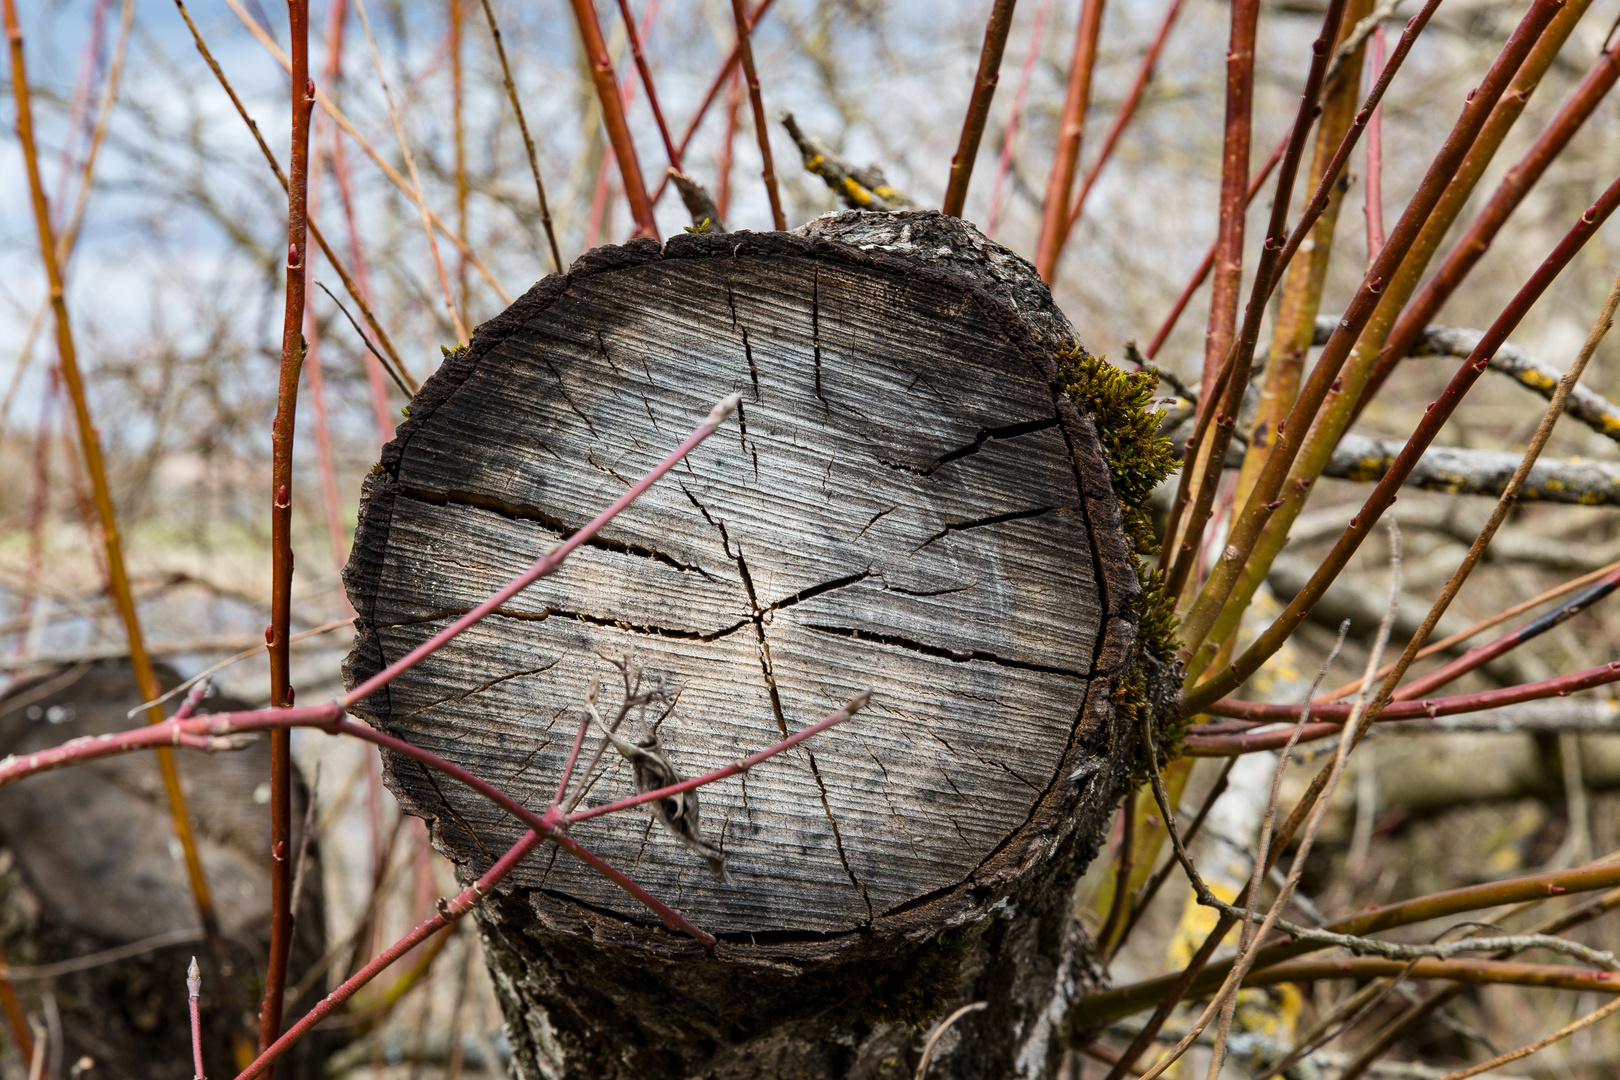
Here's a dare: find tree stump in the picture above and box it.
[344,211,1172,1079]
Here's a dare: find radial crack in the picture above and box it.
[755,621,871,919]
[803,623,1087,679]
[812,261,829,414]
[911,505,1062,554]
[378,605,750,642]
[766,571,872,613]
[398,484,719,579]
[873,416,1060,477]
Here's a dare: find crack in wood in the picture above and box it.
[874,416,1060,477]
[377,605,752,642]
[802,624,1087,679]
[851,506,896,543]
[539,354,597,437]
[397,485,720,580]
[911,505,1063,554]
[764,571,872,613]
[812,261,829,414]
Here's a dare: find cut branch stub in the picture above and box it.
[344,211,1158,1078]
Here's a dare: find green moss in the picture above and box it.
[1055,344,1183,767]
[1055,345,1176,559]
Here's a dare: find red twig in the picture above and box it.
[615,0,680,171]
[1363,23,1386,259]
[262,0,315,1046]
[189,957,205,1080]
[985,0,1053,238]
[590,1,658,248]
[1034,0,1107,280]
[569,0,658,238]
[942,0,1019,219]
[344,394,738,707]
[238,831,544,1080]
[1391,565,1620,702]
[730,0,785,230]
[1160,0,1352,600]
[1186,658,1620,753]
[1357,31,1620,412]
[1198,0,1262,402]
[317,0,396,439]
[1173,0,1548,654]
[647,0,774,209]
[1143,135,1285,360]
[1184,154,1620,715]
[1063,0,1187,242]
[0,704,706,940]
[716,67,743,220]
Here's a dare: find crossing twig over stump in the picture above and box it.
[343,211,1175,1080]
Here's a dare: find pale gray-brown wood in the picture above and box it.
[345,211,1152,1079]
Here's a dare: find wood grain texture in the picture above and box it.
[345,211,1151,1078]
[341,215,1159,1080]
[348,217,1139,935]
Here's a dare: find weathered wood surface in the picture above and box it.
[345,211,1151,1078]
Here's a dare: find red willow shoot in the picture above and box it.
[942,0,1018,219]
[1160,0,1439,597]
[1160,0,1352,601]
[261,0,315,1048]
[1173,0,1560,652]
[1184,157,1620,715]
[646,0,775,209]
[569,0,659,237]
[616,0,681,171]
[1033,0,1106,280]
[1356,30,1620,412]
[730,0,786,230]
[1062,0,1189,249]
[1198,0,1262,403]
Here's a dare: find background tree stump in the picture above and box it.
[0,661,330,1080]
[344,211,1171,1079]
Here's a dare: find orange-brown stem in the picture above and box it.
[731,0,786,230]
[1033,0,1106,279]
[569,0,659,237]
[942,0,1019,218]
[4,0,235,1051]
[262,0,314,1048]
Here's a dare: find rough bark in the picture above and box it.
[0,661,329,1080]
[343,211,1165,1079]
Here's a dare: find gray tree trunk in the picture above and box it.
[344,211,1163,1079]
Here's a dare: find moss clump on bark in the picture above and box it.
[1056,344,1184,767]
